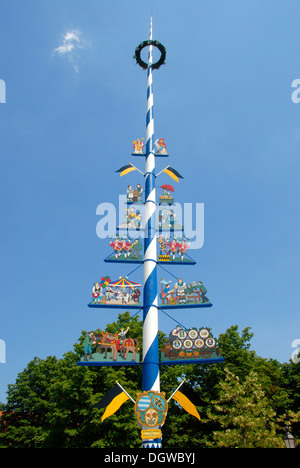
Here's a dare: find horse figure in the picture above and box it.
[94,332,119,361]
[94,332,140,362]
[120,338,140,361]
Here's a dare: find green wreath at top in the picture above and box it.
[134,40,166,70]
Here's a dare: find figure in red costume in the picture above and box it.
[168,238,178,261]
[122,238,132,259]
[110,237,122,259]
[177,239,190,261]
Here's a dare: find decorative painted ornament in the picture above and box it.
[132,138,145,155]
[135,391,168,428]
[157,235,195,264]
[106,236,143,263]
[78,328,141,366]
[161,326,223,364]
[159,278,212,308]
[159,184,174,204]
[89,276,141,308]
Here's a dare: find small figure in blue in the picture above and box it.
[160,279,172,302]
[167,209,176,230]
[131,238,142,259]
[134,210,142,229]
[83,331,95,361]
[136,183,143,202]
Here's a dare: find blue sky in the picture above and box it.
[0,0,299,403]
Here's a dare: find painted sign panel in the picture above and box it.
[157,207,183,232]
[89,276,141,308]
[159,278,212,308]
[127,184,143,204]
[78,329,140,365]
[105,235,194,265]
[132,137,169,157]
[118,207,143,230]
[158,235,195,264]
[105,236,143,263]
[135,391,168,427]
[161,326,222,363]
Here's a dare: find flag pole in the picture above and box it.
[167,379,186,402]
[115,381,135,403]
[129,163,145,176]
[155,165,171,178]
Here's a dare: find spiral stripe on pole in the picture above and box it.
[143,18,159,392]
[142,18,161,448]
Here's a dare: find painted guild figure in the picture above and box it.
[127,185,134,203]
[83,332,95,361]
[198,281,209,303]
[127,183,143,204]
[158,207,183,232]
[155,137,167,154]
[158,235,169,255]
[159,184,174,204]
[132,287,141,303]
[158,208,176,230]
[173,278,187,304]
[110,237,123,259]
[134,210,142,229]
[166,209,176,229]
[121,238,132,258]
[124,207,142,229]
[131,238,142,259]
[136,183,143,202]
[132,138,144,154]
[119,326,129,344]
[158,208,166,230]
[177,238,190,261]
[105,286,114,301]
[159,279,173,302]
[121,289,131,304]
[92,282,103,304]
[118,327,130,358]
[185,281,198,294]
[114,287,122,301]
[168,237,178,260]
[162,188,172,201]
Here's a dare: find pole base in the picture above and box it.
[142,438,162,448]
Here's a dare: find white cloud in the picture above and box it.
[53,30,87,73]
[54,43,75,55]
[65,31,80,42]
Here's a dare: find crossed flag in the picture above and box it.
[93,380,201,422]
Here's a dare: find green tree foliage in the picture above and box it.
[206,368,285,448]
[0,315,299,448]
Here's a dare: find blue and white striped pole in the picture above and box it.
[142,18,161,448]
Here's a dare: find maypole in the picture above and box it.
[142,17,159,394]
[141,17,161,448]
[78,17,224,451]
